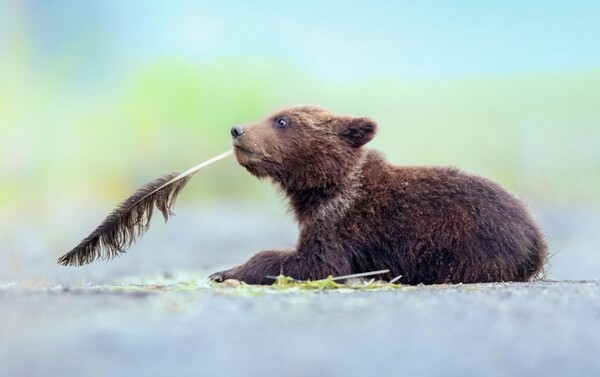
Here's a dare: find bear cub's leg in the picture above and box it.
[209,249,352,285]
[209,249,293,285]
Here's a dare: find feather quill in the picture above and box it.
[57,150,233,267]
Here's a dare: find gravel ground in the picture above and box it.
[1,204,599,377]
[1,280,599,377]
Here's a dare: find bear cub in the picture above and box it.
[210,106,547,285]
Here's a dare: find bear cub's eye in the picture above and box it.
[276,117,289,128]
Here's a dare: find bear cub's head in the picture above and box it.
[230,105,377,190]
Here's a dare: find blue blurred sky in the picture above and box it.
[3,0,600,82]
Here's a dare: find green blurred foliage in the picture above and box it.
[1,57,600,211]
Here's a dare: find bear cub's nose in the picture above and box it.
[231,125,245,139]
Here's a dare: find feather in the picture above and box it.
[57,150,233,267]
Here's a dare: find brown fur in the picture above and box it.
[210,106,548,285]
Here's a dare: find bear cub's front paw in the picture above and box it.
[208,269,236,283]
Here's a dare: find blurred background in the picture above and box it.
[1,0,599,283]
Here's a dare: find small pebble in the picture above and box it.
[223,279,241,287]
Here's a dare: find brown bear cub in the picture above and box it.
[210,106,547,285]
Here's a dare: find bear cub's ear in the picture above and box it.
[340,117,378,148]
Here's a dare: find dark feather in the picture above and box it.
[57,150,233,267]
[57,172,192,266]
